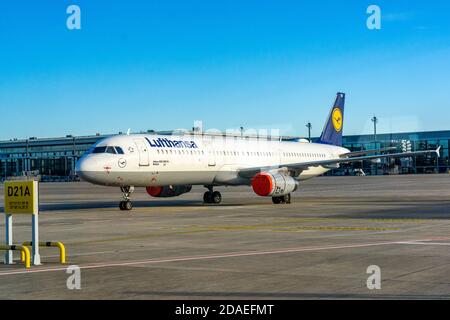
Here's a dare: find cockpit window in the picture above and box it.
[105,146,116,154]
[92,146,124,155]
[92,146,107,153]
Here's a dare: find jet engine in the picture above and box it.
[251,172,298,197]
[146,185,192,198]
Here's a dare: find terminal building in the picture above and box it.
[0,130,448,181]
[328,131,448,176]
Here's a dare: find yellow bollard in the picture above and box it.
[22,241,66,264]
[0,245,30,268]
[53,242,66,264]
[20,246,31,269]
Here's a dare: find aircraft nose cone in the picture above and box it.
[75,158,87,180]
[75,157,95,182]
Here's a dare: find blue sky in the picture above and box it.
[1,0,449,140]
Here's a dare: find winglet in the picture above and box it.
[436,146,441,158]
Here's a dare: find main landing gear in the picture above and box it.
[272,193,291,204]
[203,186,222,204]
[119,186,134,211]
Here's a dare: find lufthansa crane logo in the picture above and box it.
[332,108,343,132]
[118,158,127,168]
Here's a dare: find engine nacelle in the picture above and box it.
[146,185,192,198]
[251,172,298,197]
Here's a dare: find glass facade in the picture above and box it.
[0,135,107,182]
[317,130,449,176]
[1,130,448,181]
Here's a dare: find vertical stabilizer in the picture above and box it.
[318,92,345,146]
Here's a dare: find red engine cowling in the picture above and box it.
[251,172,298,197]
[146,185,192,198]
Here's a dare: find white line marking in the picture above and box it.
[0,238,438,277]
[398,242,450,246]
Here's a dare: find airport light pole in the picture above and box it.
[371,116,378,175]
[72,136,76,176]
[371,116,378,144]
[25,139,29,173]
[306,122,312,142]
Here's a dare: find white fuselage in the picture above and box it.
[75,134,350,187]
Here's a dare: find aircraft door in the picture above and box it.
[207,148,216,167]
[204,141,216,167]
[134,138,150,166]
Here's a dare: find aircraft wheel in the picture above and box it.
[283,194,291,204]
[120,201,133,211]
[203,191,213,203]
[212,191,222,204]
[124,201,133,211]
[272,196,282,204]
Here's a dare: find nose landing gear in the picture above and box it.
[119,186,134,211]
[119,200,133,211]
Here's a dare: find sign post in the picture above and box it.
[4,214,13,264]
[3,180,41,265]
[31,214,41,265]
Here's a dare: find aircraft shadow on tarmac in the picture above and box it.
[1,199,449,218]
[333,200,450,220]
[0,201,255,212]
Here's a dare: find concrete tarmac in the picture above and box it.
[1,174,450,299]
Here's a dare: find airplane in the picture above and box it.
[75,93,440,210]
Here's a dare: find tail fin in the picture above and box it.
[318,92,345,146]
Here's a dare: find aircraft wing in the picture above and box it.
[339,147,397,158]
[237,147,440,179]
